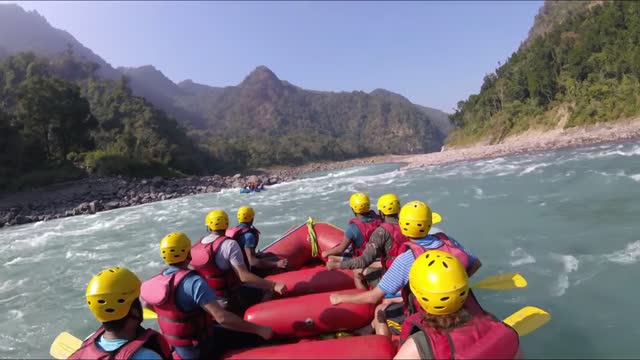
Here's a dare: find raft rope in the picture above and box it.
[306,217,320,257]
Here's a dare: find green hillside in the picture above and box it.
[448,1,640,146]
[0,52,216,190]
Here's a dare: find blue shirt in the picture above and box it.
[237,223,258,248]
[377,235,478,295]
[95,336,162,360]
[162,266,216,312]
[344,216,376,248]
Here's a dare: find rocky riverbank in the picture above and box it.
[273,117,640,174]
[3,117,640,229]
[0,172,294,228]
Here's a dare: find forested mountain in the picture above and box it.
[0,3,451,185]
[524,1,593,47]
[448,1,640,145]
[121,65,446,167]
[0,52,217,190]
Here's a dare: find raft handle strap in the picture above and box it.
[306,217,319,257]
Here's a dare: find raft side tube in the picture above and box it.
[244,289,375,339]
[259,222,345,271]
[222,334,396,359]
[265,265,356,299]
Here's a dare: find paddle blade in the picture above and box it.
[472,272,528,290]
[50,332,82,359]
[143,307,158,320]
[503,306,551,336]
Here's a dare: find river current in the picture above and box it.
[2,141,640,358]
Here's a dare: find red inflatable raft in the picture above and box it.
[265,264,355,299]
[223,335,396,359]
[259,221,345,271]
[222,221,395,358]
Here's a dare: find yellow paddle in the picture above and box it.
[49,308,158,359]
[49,332,83,360]
[503,306,551,336]
[143,307,157,320]
[471,272,528,290]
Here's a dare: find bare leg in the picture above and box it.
[353,268,367,289]
[372,303,392,337]
[354,324,374,336]
[261,289,273,302]
[363,263,384,288]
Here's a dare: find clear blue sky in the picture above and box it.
[11,1,543,112]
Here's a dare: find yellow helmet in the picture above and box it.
[205,209,229,231]
[398,201,442,238]
[86,267,141,323]
[160,232,191,265]
[349,192,370,214]
[377,193,401,215]
[409,250,469,315]
[237,206,255,223]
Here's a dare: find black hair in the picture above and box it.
[102,298,142,332]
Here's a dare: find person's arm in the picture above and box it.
[322,235,352,258]
[394,332,434,360]
[338,228,388,270]
[244,246,286,270]
[225,241,287,294]
[335,250,410,303]
[448,235,482,277]
[330,286,385,305]
[232,263,285,294]
[186,273,273,340]
[394,337,420,360]
[201,301,272,339]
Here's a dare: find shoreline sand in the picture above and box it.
[2,117,640,229]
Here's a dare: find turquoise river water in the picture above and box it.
[1,141,640,358]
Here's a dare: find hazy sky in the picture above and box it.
[10,1,543,112]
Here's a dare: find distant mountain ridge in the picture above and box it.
[0,2,452,169]
[0,3,121,79]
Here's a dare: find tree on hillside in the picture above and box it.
[16,75,96,161]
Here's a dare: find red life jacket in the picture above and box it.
[190,235,242,297]
[400,233,482,317]
[379,222,410,270]
[225,225,261,249]
[69,326,173,360]
[399,311,520,359]
[140,269,209,348]
[348,211,382,256]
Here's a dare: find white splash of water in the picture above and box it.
[510,248,536,267]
